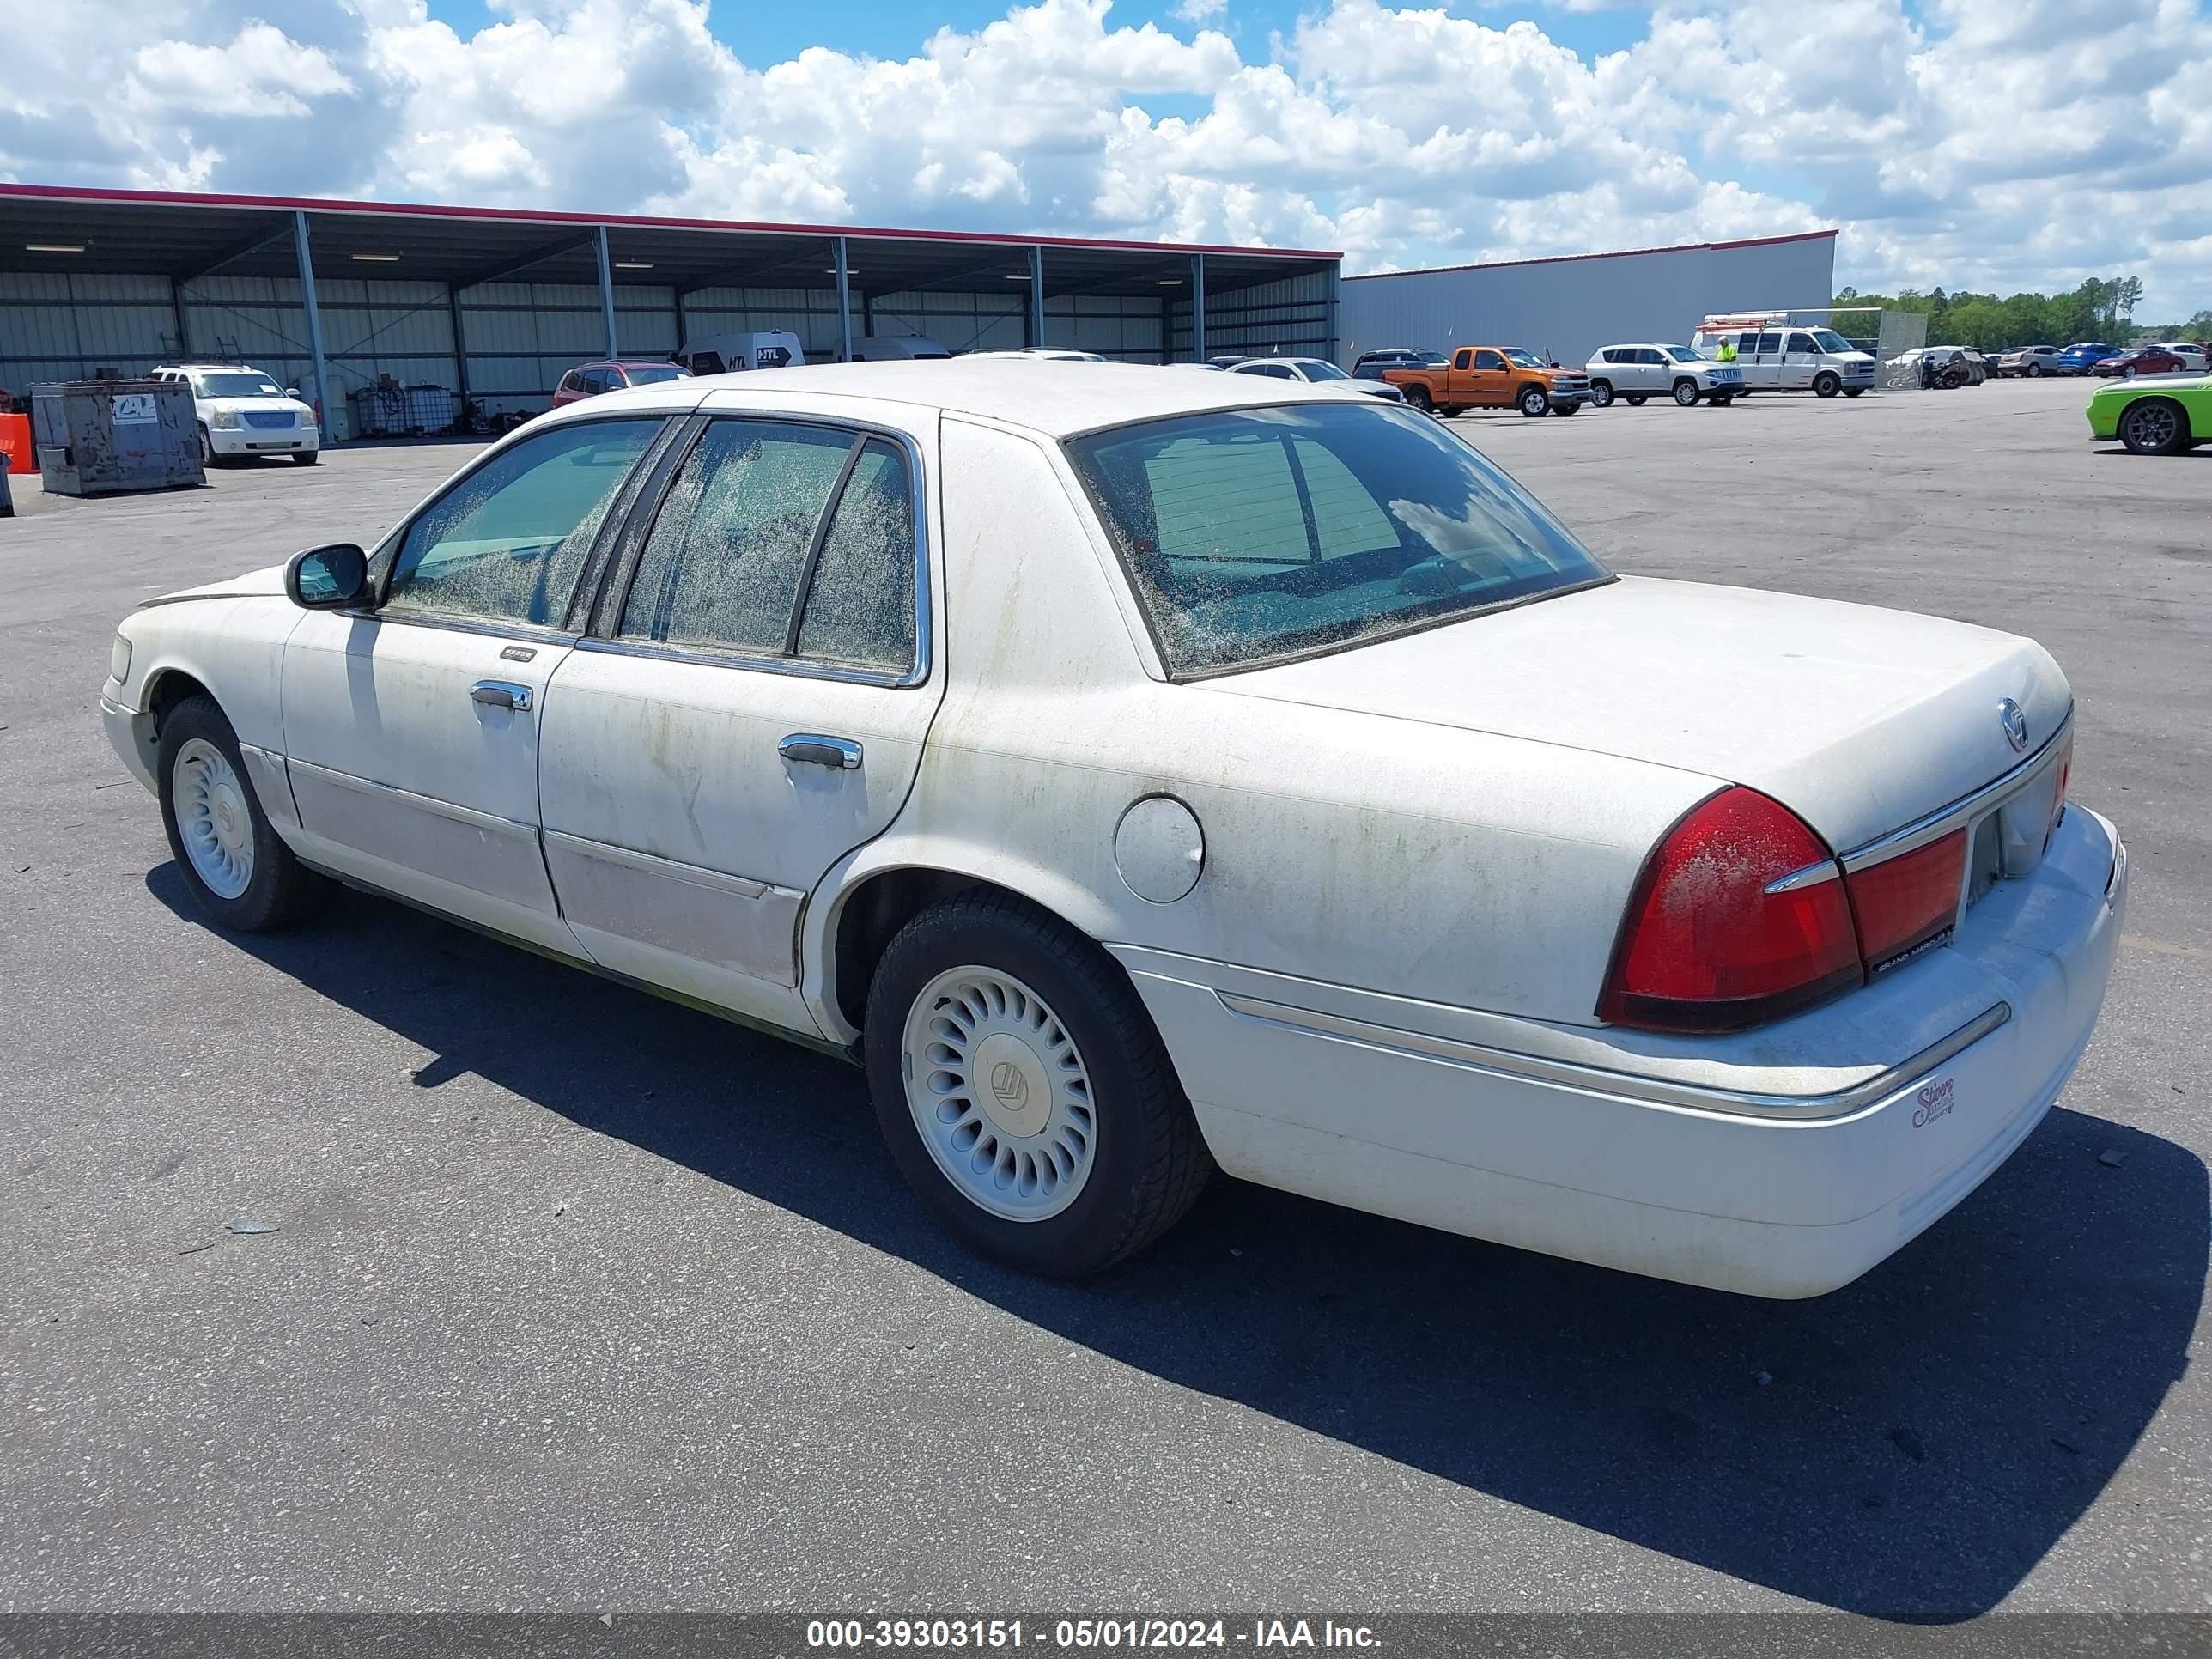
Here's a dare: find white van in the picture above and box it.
[848,335,951,362]
[1690,314,1877,398]
[673,331,806,375]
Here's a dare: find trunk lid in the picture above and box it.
[1201,575,2069,854]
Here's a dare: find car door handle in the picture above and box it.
[779,734,862,770]
[470,679,533,712]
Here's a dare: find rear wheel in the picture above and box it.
[1551,400,1580,416]
[1814,372,1842,398]
[864,892,1211,1276]
[1589,380,1614,409]
[2026,362,2043,378]
[2118,398,2191,456]
[1708,392,1734,406]
[1623,393,1648,406]
[1517,386,1550,418]
[157,696,328,932]
[1672,379,1700,407]
[290,449,319,466]
[1843,387,1866,398]
[1401,384,1433,413]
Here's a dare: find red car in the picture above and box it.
[550,360,692,407]
[2091,348,2188,378]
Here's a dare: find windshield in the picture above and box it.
[1301,360,1350,380]
[1662,346,1701,363]
[1066,403,1611,678]
[1501,349,1545,369]
[1808,329,1855,354]
[196,373,283,398]
[625,364,690,385]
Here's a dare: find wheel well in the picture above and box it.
[831,867,1042,1030]
[144,669,212,737]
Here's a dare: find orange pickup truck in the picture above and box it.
[1382,347,1590,417]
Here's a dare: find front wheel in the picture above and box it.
[2118,398,2191,456]
[864,892,1212,1276]
[1814,372,1842,398]
[197,425,216,468]
[157,696,329,931]
[1672,379,1700,407]
[1517,386,1550,417]
[1589,380,1614,409]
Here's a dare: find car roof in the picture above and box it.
[568,358,1390,440]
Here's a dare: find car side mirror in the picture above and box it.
[286,543,369,610]
[285,386,301,399]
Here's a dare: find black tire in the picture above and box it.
[2118,398,2191,456]
[1843,387,1866,398]
[1552,400,1580,416]
[156,695,329,932]
[2026,362,2043,378]
[291,449,319,466]
[1672,379,1700,407]
[1402,384,1433,413]
[1589,380,1613,408]
[1517,386,1550,417]
[1708,393,1733,407]
[1623,393,1648,406]
[197,425,217,469]
[863,891,1212,1276]
[1814,372,1842,398]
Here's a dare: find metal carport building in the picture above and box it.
[0,184,1340,441]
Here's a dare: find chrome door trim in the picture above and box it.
[541,829,779,902]
[287,756,539,840]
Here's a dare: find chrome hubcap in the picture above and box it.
[902,965,1095,1222]
[174,738,254,899]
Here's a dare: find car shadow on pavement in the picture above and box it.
[151,870,2208,1623]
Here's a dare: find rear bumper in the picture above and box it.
[1119,806,2126,1298]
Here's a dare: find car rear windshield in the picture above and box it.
[1066,403,1611,678]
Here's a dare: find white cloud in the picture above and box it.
[0,0,2207,314]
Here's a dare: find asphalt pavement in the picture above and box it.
[2,379,2207,1620]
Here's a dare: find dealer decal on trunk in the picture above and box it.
[1912,1076,1956,1128]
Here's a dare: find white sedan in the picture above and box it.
[100,362,2125,1297]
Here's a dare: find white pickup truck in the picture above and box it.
[1690,319,1878,398]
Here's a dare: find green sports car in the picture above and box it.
[2087,372,2211,455]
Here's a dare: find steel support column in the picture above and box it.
[1029,245,1046,349]
[1327,261,1343,365]
[447,286,471,407]
[1191,252,1206,362]
[834,236,854,362]
[169,276,191,362]
[593,226,619,358]
[291,211,333,444]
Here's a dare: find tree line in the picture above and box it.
[1832,276,2212,349]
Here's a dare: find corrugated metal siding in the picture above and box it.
[1169,269,1333,361]
[0,272,178,390]
[1338,237,1837,368]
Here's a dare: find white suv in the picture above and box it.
[152,364,320,466]
[1584,344,1743,408]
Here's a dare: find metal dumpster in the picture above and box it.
[32,380,205,497]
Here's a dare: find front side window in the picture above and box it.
[1472,350,1504,370]
[386,419,659,627]
[1067,402,1611,678]
[620,420,917,674]
[1786,332,1819,355]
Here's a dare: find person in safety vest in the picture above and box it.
[1716,337,1738,363]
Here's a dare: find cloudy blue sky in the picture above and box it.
[3,0,2208,315]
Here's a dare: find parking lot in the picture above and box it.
[3,375,2208,1620]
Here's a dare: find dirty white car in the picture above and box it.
[100,362,2125,1297]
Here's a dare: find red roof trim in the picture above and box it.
[1342,228,1838,282]
[0,182,1340,263]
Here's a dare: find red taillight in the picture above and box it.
[1844,830,1966,969]
[1601,787,1863,1032]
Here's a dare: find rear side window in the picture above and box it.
[620,421,917,674]
[1756,332,1783,353]
[691,351,726,375]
